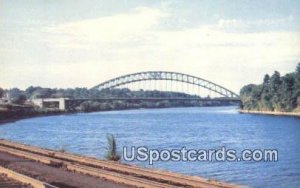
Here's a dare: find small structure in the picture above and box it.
[31,98,67,111]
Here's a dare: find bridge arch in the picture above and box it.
[91,71,239,98]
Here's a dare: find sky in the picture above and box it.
[0,0,300,93]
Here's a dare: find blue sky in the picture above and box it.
[1,0,300,93]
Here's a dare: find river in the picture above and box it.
[0,106,299,187]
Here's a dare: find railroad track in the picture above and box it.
[0,166,57,188]
[0,172,32,188]
[0,173,32,188]
[0,139,241,188]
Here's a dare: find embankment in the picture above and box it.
[1,100,238,124]
[239,109,300,117]
[0,104,63,124]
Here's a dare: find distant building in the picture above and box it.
[31,98,68,111]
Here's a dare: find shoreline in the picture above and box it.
[3,106,298,126]
[0,139,241,188]
[0,112,66,125]
[0,104,238,125]
[239,109,300,117]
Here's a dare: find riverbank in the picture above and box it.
[0,145,129,188]
[0,112,67,125]
[0,102,238,125]
[239,109,300,117]
[0,139,240,188]
[0,104,65,125]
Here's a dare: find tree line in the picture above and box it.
[0,86,235,114]
[240,63,300,112]
[1,87,199,105]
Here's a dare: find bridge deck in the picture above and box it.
[66,97,240,102]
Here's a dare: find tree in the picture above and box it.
[280,74,296,111]
[25,86,40,98]
[0,88,4,98]
[31,88,53,99]
[296,63,300,74]
[296,63,300,84]
[5,88,27,104]
[11,94,27,105]
[270,71,281,93]
[240,63,300,112]
[263,74,270,87]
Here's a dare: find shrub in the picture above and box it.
[104,134,121,161]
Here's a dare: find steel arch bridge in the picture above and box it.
[91,71,239,98]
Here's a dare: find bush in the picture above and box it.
[11,94,27,105]
[104,134,121,161]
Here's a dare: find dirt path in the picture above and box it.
[0,152,130,188]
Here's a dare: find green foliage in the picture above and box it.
[105,134,121,161]
[9,86,199,100]
[3,86,235,111]
[7,88,27,105]
[13,94,27,105]
[240,63,300,112]
[297,63,300,74]
[6,86,226,111]
[0,87,4,98]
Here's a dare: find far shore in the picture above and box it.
[239,109,300,117]
[0,111,67,125]
[0,104,238,125]
[2,106,299,126]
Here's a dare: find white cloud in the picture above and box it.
[43,7,168,49]
[2,7,300,93]
[43,9,299,53]
[217,16,294,29]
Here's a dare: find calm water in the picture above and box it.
[0,106,300,187]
